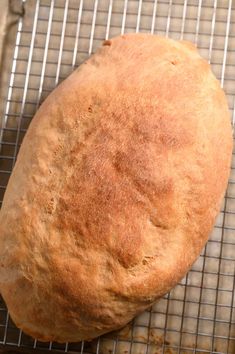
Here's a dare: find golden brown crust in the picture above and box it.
[0,34,232,342]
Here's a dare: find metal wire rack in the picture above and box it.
[0,0,235,353]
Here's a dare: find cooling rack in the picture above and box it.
[0,0,235,353]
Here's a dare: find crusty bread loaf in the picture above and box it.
[0,34,232,343]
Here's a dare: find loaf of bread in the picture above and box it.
[0,34,232,343]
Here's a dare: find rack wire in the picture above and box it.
[0,0,235,353]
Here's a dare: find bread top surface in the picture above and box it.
[0,34,232,342]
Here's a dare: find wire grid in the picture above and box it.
[0,0,235,353]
